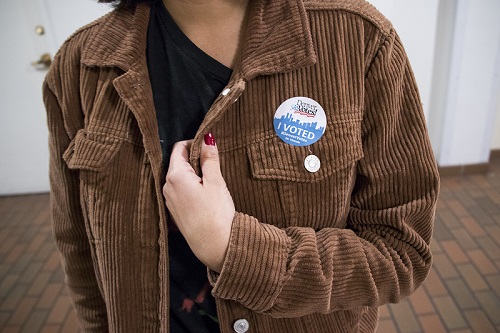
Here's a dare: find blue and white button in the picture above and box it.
[273,97,327,147]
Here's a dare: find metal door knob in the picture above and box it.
[31,53,52,70]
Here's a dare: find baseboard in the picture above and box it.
[490,149,500,161]
[438,149,500,177]
[438,163,490,177]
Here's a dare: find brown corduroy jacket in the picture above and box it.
[43,0,439,332]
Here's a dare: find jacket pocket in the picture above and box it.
[246,117,363,228]
[63,129,123,171]
[247,117,363,182]
[61,128,129,243]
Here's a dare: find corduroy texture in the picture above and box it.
[43,0,439,332]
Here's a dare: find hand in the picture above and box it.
[163,134,235,272]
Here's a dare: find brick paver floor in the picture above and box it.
[1,157,499,332]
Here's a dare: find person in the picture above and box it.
[42,0,440,332]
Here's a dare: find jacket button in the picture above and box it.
[233,319,249,333]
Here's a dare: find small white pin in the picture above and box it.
[304,155,321,173]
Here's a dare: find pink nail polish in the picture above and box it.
[204,133,216,146]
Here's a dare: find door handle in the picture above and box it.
[31,53,52,70]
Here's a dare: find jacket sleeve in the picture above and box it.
[44,66,109,330]
[209,29,439,317]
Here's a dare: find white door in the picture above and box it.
[0,0,110,195]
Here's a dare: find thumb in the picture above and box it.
[200,133,223,183]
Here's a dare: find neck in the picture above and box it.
[161,0,250,68]
[162,0,249,25]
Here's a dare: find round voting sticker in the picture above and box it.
[273,97,326,147]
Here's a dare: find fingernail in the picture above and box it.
[204,133,216,146]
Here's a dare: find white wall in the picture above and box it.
[368,0,439,119]
[39,0,111,55]
[371,0,500,166]
[434,0,500,166]
[427,0,457,158]
[492,90,500,150]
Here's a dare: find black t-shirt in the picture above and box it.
[147,1,232,332]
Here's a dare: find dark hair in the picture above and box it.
[98,0,154,10]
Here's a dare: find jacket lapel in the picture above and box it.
[81,4,163,178]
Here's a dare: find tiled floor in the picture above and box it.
[0,158,499,332]
[378,157,500,333]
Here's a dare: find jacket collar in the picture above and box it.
[81,4,148,71]
[81,0,316,78]
[238,0,317,80]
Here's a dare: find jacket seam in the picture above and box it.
[364,29,394,80]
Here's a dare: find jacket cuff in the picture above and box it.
[208,212,290,312]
